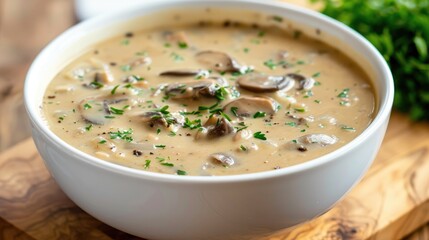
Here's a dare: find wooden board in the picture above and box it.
[0,112,427,240]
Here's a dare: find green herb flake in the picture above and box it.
[164,43,171,48]
[178,41,188,49]
[253,131,267,140]
[104,115,116,119]
[240,145,247,151]
[294,107,306,113]
[120,39,130,45]
[168,131,177,137]
[156,128,161,135]
[314,100,321,104]
[177,170,187,175]
[215,87,228,101]
[85,124,93,131]
[263,59,277,70]
[161,162,174,167]
[109,129,133,142]
[312,72,321,78]
[155,144,166,149]
[337,88,350,98]
[83,103,92,110]
[110,107,124,115]
[243,48,250,53]
[89,81,104,89]
[285,122,297,127]
[341,126,356,132]
[272,15,283,22]
[98,140,107,144]
[170,52,184,62]
[111,85,120,95]
[253,111,266,118]
[144,160,151,169]
[300,129,306,132]
[231,107,239,117]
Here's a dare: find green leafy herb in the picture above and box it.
[272,15,283,22]
[104,115,116,119]
[240,145,247,151]
[230,107,239,117]
[155,144,166,149]
[183,118,202,130]
[98,139,107,144]
[341,125,356,132]
[215,87,228,101]
[235,122,248,132]
[83,103,92,110]
[109,129,133,142]
[89,81,103,89]
[314,0,429,120]
[264,59,277,70]
[178,41,188,49]
[85,124,93,131]
[177,170,187,175]
[156,128,161,135]
[253,131,267,140]
[121,65,132,72]
[337,88,350,98]
[312,72,321,78]
[168,131,176,136]
[170,52,184,61]
[111,85,120,95]
[120,39,130,45]
[144,160,151,169]
[161,162,174,167]
[110,107,124,115]
[243,47,250,53]
[253,111,266,118]
[285,121,297,127]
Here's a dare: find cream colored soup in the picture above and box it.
[43,14,375,176]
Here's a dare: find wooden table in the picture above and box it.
[0,0,428,239]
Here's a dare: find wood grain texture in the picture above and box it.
[0,112,427,240]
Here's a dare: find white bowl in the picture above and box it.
[24,1,393,239]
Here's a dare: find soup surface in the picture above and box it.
[43,13,375,176]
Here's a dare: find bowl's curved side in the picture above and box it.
[24,0,393,239]
[30,112,389,240]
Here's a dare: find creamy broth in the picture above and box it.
[42,11,375,176]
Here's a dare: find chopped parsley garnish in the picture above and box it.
[156,128,161,135]
[240,145,247,151]
[230,107,239,117]
[312,72,321,78]
[253,111,266,118]
[109,129,133,142]
[83,103,92,110]
[178,41,188,49]
[98,140,107,144]
[337,88,350,98]
[168,131,176,136]
[161,162,174,167]
[263,59,277,70]
[243,48,250,53]
[85,124,93,131]
[155,144,166,149]
[89,81,104,89]
[314,81,321,86]
[235,122,248,132]
[215,87,228,101]
[144,160,151,169]
[341,126,356,132]
[285,122,297,127]
[300,129,306,132]
[110,107,124,115]
[314,100,321,104]
[253,131,267,140]
[111,85,120,95]
[183,118,202,130]
[292,139,298,143]
[177,170,187,175]
[104,115,116,119]
[294,107,306,113]
[272,15,283,22]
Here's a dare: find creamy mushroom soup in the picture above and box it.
[42,10,375,176]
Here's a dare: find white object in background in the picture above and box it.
[75,0,184,20]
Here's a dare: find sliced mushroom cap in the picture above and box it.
[196,50,241,72]
[223,97,279,118]
[159,69,204,77]
[164,31,189,45]
[131,111,184,128]
[78,97,127,125]
[165,80,217,99]
[237,73,294,93]
[298,134,338,146]
[196,114,235,139]
[210,153,236,166]
[285,73,315,90]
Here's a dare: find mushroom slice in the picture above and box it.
[285,73,315,90]
[237,73,294,93]
[196,114,235,139]
[131,111,184,128]
[164,31,189,45]
[223,97,279,118]
[210,153,236,166]
[196,50,241,72]
[298,134,338,146]
[159,69,203,77]
[165,80,217,99]
[78,97,127,125]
